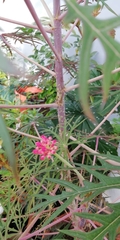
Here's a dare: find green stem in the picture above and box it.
[55,153,84,182]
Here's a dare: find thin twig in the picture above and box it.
[90,137,99,182]
[81,142,120,166]
[32,123,41,138]
[80,151,86,175]
[58,0,84,21]
[8,127,40,140]
[18,209,81,240]
[24,0,61,61]
[70,144,82,156]
[1,35,56,77]
[19,212,42,239]
[70,100,120,158]
[19,177,61,239]
[0,16,52,33]
[69,135,120,166]
[0,103,57,109]
[62,18,79,43]
[90,101,120,135]
[70,101,120,157]
[65,67,120,92]
[55,153,84,184]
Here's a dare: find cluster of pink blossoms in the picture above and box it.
[33,135,58,160]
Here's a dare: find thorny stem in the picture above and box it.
[53,0,65,135]
[24,0,61,61]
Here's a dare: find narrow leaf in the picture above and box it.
[65,0,120,119]
[101,1,118,17]
[31,192,74,212]
[0,114,19,183]
[79,27,95,120]
[42,196,75,227]
[48,174,120,203]
[69,203,120,240]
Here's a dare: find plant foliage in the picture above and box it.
[60,203,120,240]
[65,0,120,120]
[0,0,120,239]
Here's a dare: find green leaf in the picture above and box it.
[65,0,120,119]
[60,203,120,240]
[42,195,75,227]
[101,1,118,17]
[48,172,120,203]
[79,27,94,120]
[31,192,74,212]
[76,158,120,172]
[0,114,19,183]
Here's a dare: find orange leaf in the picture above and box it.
[24,86,43,94]
[15,90,26,103]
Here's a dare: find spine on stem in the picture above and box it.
[53,0,65,135]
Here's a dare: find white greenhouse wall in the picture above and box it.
[92,0,120,64]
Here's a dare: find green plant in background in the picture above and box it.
[65,0,120,120]
[0,49,21,183]
[0,0,120,239]
[27,77,57,104]
[112,118,120,135]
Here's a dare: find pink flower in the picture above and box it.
[33,135,58,160]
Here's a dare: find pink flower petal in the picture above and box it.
[33,136,58,160]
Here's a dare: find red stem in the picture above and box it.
[24,0,61,61]
[0,16,52,33]
[53,0,65,134]
[18,209,80,240]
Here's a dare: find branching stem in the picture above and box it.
[1,35,56,76]
[24,0,61,61]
